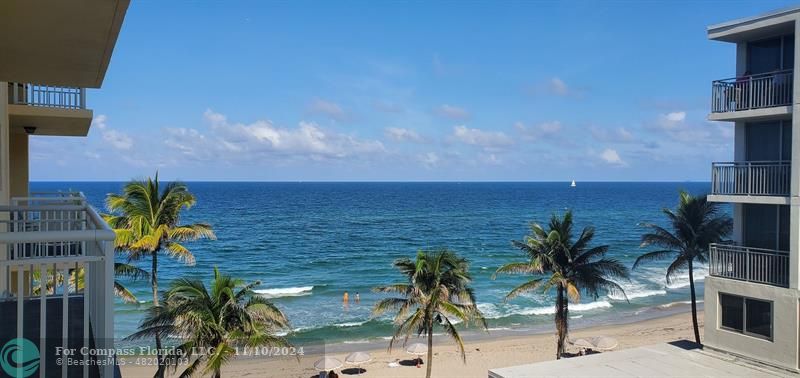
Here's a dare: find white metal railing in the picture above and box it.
[711,161,790,196]
[8,82,86,109]
[0,193,115,377]
[711,69,793,113]
[709,243,789,287]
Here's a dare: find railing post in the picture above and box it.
[80,88,86,109]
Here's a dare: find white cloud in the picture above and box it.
[418,152,440,168]
[194,109,384,160]
[590,126,635,143]
[549,77,569,96]
[92,115,133,150]
[665,111,686,122]
[385,127,422,142]
[599,148,627,166]
[515,121,562,140]
[452,125,514,149]
[435,104,470,120]
[307,99,350,121]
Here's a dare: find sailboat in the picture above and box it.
[570,180,576,187]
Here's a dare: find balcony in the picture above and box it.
[709,70,792,121]
[710,161,790,203]
[7,83,93,136]
[0,192,116,377]
[709,243,789,287]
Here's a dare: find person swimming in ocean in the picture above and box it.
[343,291,349,303]
[355,292,360,304]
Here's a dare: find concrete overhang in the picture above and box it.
[708,6,799,43]
[8,105,92,137]
[707,194,791,205]
[707,106,792,122]
[0,0,130,88]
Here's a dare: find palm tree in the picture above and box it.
[372,249,487,378]
[127,267,291,378]
[104,173,216,377]
[633,191,732,345]
[31,262,147,304]
[494,211,629,359]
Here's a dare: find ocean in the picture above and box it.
[30,181,715,346]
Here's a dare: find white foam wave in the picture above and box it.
[608,289,667,301]
[254,286,314,298]
[334,320,367,328]
[478,300,611,319]
[659,300,704,309]
[570,315,583,319]
[519,301,612,316]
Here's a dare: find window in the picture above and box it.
[720,294,744,331]
[719,293,772,340]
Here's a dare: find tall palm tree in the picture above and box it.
[31,262,147,304]
[372,249,487,378]
[127,267,291,378]
[494,211,629,359]
[104,173,216,377]
[633,191,732,345]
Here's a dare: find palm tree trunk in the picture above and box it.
[152,252,165,378]
[688,259,701,345]
[555,285,567,359]
[426,321,434,378]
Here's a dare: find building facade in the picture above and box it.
[0,1,129,377]
[705,7,800,372]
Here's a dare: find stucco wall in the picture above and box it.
[704,276,799,370]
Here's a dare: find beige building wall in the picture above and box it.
[704,277,800,370]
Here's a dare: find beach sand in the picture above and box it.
[120,311,703,378]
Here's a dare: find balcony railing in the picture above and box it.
[711,70,792,113]
[711,161,790,196]
[0,192,115,377]
[7,82,86,109]
[709,243,789,287]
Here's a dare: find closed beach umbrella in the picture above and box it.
[314,356,343,371]
[345,352,372,375]
[406,342,428,355]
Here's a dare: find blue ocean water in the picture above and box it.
[30,181,715,345]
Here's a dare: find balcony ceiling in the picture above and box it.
[0,0,129,88]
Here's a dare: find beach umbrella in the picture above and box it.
[588,336,618,350]
[345,352,372,375]
[314,356,343,371]
[570,336,618,351]
[406,342,428,356]
[406,342,428,368]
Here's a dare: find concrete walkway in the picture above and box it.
[488,342,793,377]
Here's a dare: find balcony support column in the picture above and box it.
[789,20,800,289]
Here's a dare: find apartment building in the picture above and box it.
[705,6,800,372]
[0,1,129,377]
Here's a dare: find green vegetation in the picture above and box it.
[128,267,291,378]
[495,210,629,359]
[634,191,732,345]
[372,249,487,378]
[104,173,216,377]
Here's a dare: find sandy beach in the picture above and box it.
[121,310,704,378]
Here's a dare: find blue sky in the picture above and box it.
[29,0,799,181]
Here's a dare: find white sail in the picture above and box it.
[570,180,576,187]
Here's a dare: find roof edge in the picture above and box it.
[708,6,800,33]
